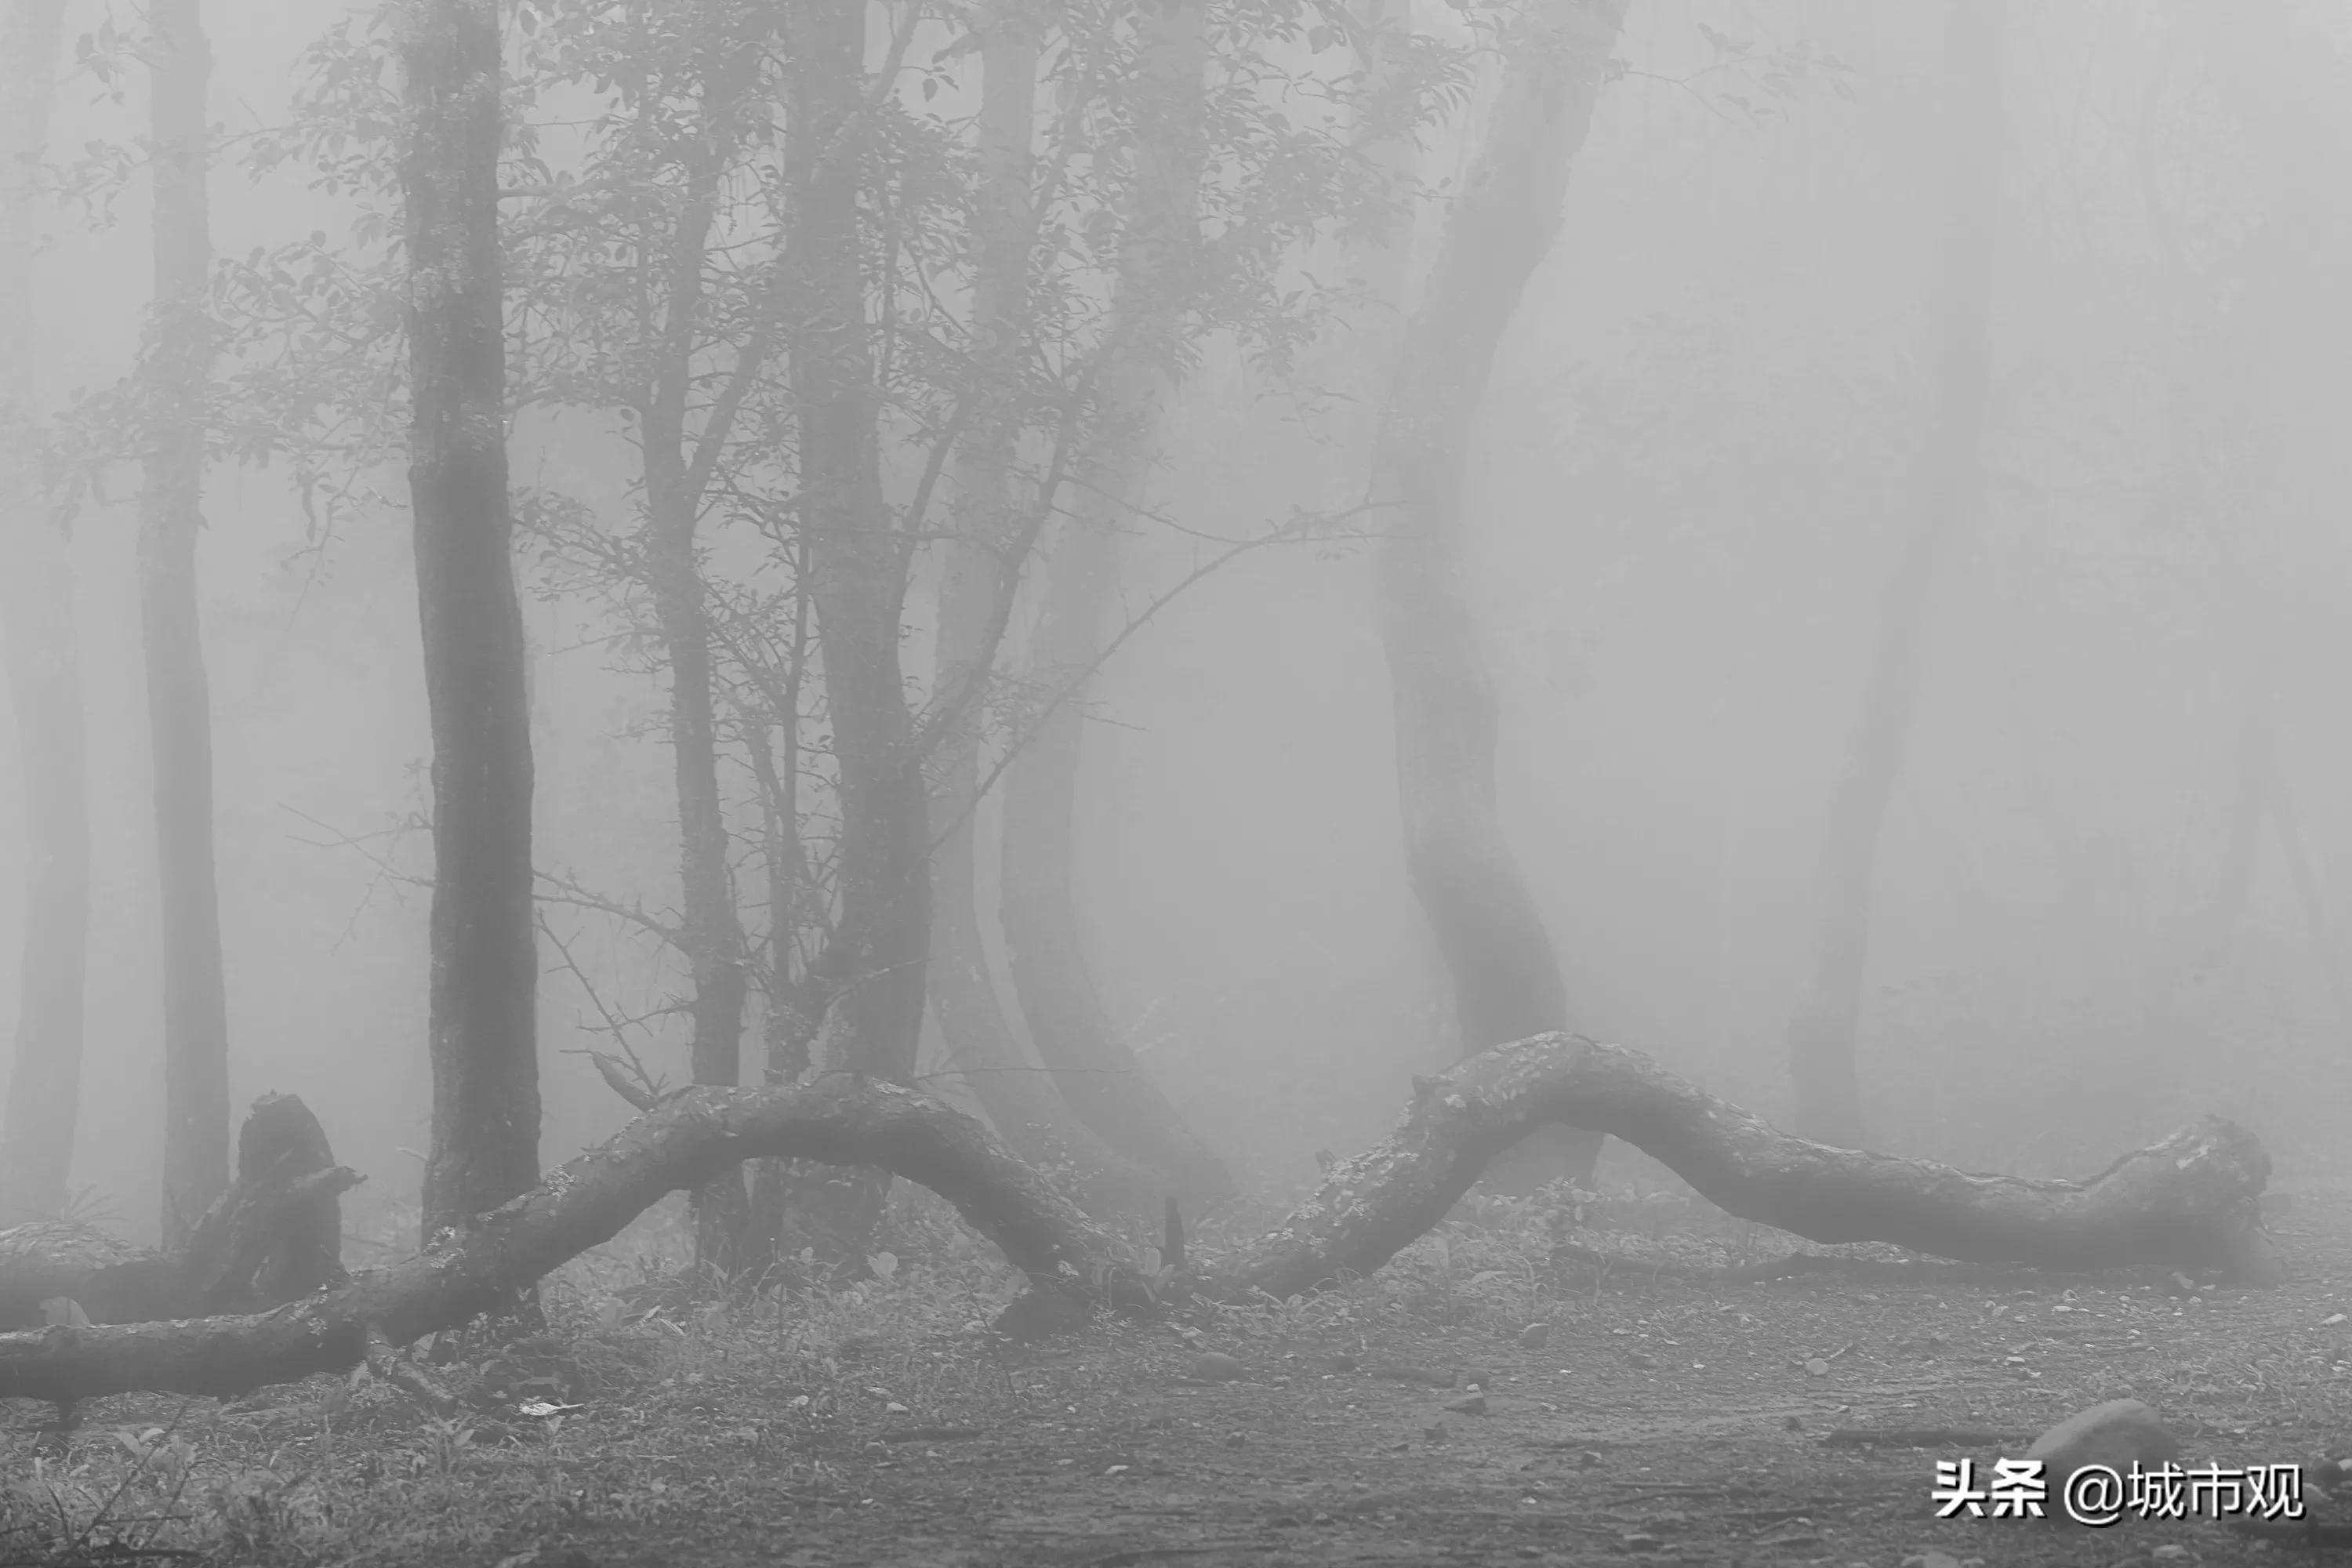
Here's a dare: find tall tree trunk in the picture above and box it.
[997,0,1233,1204]
[1368,0,1625,1184]
[143,0,230,1248]
[926,1,1156,1212]
[0,0,87,1229]
[1787,0,2004,1149]
[789,0,928,1247]
[641,51,753,1276]
[401,0,541,1241]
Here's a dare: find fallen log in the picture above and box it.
[0,1077,1116,1402]
[0,1033,2277,1402]
[1226,1034,2278,1298]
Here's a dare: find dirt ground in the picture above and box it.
[6,1185,2350,1567]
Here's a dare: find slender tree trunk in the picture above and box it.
[1369,0,1625,1183]
[789,0,928,1247]
[1787,0,2004,1149]
[997,0,1232,1203]
[401,0,541,1241]
[924,2,1156,1212]
[641,57,753,1276]
[143,0,230,1247]
[0,0,86,1229]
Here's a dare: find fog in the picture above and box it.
[5,0,2352,1250]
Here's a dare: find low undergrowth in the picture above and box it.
[3,1181,2342,1566]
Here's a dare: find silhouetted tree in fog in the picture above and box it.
[143,0,232,1246]
[1787,0,2003,1149]
[401,0,541,1240]
[998,0,1235,1204]
[926,0,1161,1210]
[0,0,88,1229]
[783,0,931,1247]
[1369,0,1624,1183]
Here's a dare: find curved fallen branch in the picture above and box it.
[0,1034,2278,1402]
[1226,1033,2278,1298]
[0,1077,1116,1402]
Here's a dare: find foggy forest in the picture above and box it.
[0,0,2347,1562]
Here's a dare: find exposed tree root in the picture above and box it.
[0,1034,2278,1402]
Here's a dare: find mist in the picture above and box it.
[5,0,2349,1256]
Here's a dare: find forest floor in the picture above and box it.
[6,1181,2352,1567]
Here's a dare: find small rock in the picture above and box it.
[1783,1415,1804,1431]
[1328,1352,1359,1373]
[1628,1351,1655,1370]
[1898,1553,1960,1568]
[1804,1357,1831,1377]
[1519,1323,1551,1350]
[1225,1432,1246,1448]
[1311,1512,1334,1526]
[1619,1533,1663,1553]
[2150,1547,2194,1563]
[1462,1367,1497,1391]
[1422,1422,1448,1442]
[2025,1398,2180,1486]
[1187,1352,1246,1383]
[1577,1450,1602,1468]
[1443,1393,1488,1416]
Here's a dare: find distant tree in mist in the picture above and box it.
[399,0,542,1240]
[142,0,233,1246]
[0,0,89,1229]
[1786,0,2003,1149]
[994,0,1235,1203]
[1368,0,1626,1184]
[927,0,1159,1207]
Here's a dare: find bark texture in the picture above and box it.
[1788,0,2004,1147]
[997,0,1233,1203]
[143,0,232,1247]
[401,0,542,1239]
[1369,0,1625,1185]
[0,0,85,1229]
[0,1034,2278,1402]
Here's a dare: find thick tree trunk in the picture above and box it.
[997,0,1233,1205]
[143,0,231,1247]
[0,1035,2277,1403]
[0,0,85,1229]
[1370,0,1626,1187]
[789,0,928,1247]
[401,0,542,1240]
[1787,0,2004,1148]
[925,3,1159,1215]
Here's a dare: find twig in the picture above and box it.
[363,1326,459,1417]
